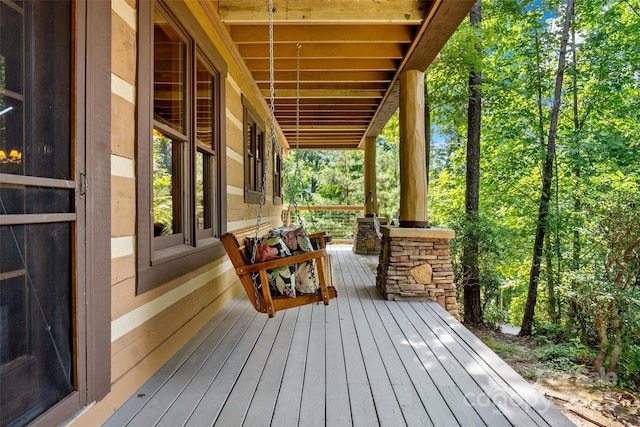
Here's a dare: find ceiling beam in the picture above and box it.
[238,43,405,59]
[245,58,399,71]
[230,24,415,44]
[262,89,384,99]
[217,1,430,24]
[257,82,389,91]
[281,125,367,131]
[252,70,393,83]
[275,98,379,106]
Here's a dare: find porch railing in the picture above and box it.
[282,205,364,243]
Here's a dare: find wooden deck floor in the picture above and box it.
[105,246,574,427]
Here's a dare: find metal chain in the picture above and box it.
[286,43,304,227]
[367,189,383,238]
[249,0,279,309]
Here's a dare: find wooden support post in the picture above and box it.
[399,70,429,228]
[364,136,377,217]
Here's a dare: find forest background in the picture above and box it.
[283,0,640,391]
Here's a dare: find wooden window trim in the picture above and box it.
[136,0,228,294]
[242,96,265,204]
[273,143,283,206]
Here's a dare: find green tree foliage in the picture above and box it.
[565,172,640,377]
[424,0,639,381]
[284,150,364,206]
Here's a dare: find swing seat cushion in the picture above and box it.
[245,227,319,297]
[274,226,318,294]
[246,234,297,297]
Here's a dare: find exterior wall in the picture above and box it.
[70,1,282,424]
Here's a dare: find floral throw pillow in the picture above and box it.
[272,227,319,294]
[245,234,297,298]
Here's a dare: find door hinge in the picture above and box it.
[79,171,88,197]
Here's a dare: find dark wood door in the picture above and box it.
[0,1,76,425]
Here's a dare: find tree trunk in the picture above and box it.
[570,20,582,276]
[520,0,575,336]
[545,236,558,322]
[463,0,483,325]
[607,300,622,374]
[593,309,608,373]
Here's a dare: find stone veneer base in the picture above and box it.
[376,226,459,319]
[353,217,388,255]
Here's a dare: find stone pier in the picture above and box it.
[376,226,459,318]
[353,217,387,255]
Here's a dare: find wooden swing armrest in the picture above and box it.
[307,231,326,240]
[308,231,328,249]
[236,249,326,275]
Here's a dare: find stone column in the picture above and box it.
[375,70,459,318]
[399,70,428,228]
[353,137,387,254]
[376,227,459,318]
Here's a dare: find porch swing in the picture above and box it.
[221,0,336,317]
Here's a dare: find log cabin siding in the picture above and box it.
[69,1,283,424]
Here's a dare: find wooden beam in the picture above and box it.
[257,82,389,91]
[276,110,376,117]
[262,89,384,98]
[275,98,379,106]
[245,58,399,71]
[283,132,364,138]
[294,141,362,149]
[239,43,405,59]
[281,125,368,131]
[230,24,415,44]
[252,70,393,83]
[217,1,430,24]
[278,117,374,123]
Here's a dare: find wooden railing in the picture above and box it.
[282,205,364,243]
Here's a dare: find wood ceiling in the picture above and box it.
[215,0,475,150]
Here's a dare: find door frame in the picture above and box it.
[28,1,112,425]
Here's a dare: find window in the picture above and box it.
[273,143,283,205]
[243,97,265,204]
[137,1,227,293]
[243,98,265,203]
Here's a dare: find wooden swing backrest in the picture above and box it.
[221,232,268,313]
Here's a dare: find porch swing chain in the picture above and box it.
[286,42,304,227]
[249,0,278,308]
[367,189,383,239]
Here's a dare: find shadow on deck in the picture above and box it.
[105,246,574,427]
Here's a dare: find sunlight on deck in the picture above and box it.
[105,245,574,427]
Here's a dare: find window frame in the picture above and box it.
[242,96,266,204]
[273,142,283,205]
[136,0,227,294]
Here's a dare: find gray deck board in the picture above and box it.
[269,306,311,426]
[240,308,297,427]
[324,264,352,427]
[107,246,574,427]
[298,303,327,427]
[213,311,284,426]
[182,313,267,426]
